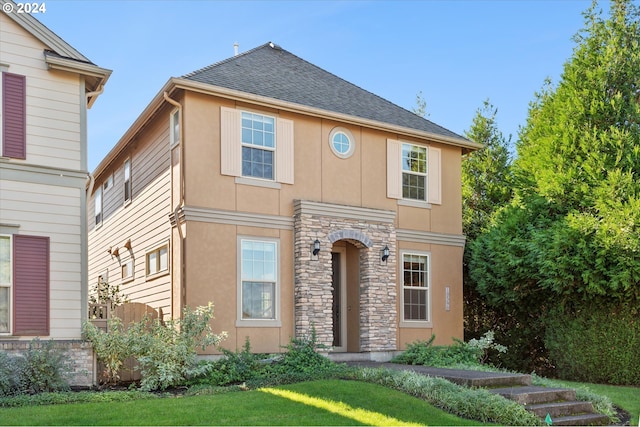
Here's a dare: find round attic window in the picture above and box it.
[329,127,355,158]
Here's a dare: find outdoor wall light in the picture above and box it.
[381,245,390,262]
[312,239,321,256]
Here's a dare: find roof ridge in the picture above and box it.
[181,41,278,79]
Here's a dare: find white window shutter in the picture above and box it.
[428,146,442,205]
[276,118,294,184]
[220,106,242,177]
[387,139,402,199]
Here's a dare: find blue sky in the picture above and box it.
[35,0,607,170]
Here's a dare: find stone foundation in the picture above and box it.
[293,200,397,352]
[0,340,94,387]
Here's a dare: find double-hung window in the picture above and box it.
[387,139,441,205]
[239,238,278,324]
[0,235,11,334]
[401,252,430,324]
[241,112,275,180]
[220,107,294,186]
[170,109,180,147]
[94,186,103,227]
[402,143,427,201]
[124,159,131,204]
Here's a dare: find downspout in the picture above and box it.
[86,85,105,108]
[163,91,185,317]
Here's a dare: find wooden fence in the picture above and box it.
[89,301,163,383]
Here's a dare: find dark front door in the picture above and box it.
[331,252,342,348]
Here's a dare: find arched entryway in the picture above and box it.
[330,240,362,352]
[293,200,398,353]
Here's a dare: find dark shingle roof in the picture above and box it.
[183,42,465,140]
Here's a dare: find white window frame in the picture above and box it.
[400,250,432,328]
[220,106,294,187]
[241,111,276,181]
[170,108,180,147]
[236,236,281,327]
[329,127,355,159]
[121,258,134,283]
[124,158,132,205]
[0,234,12,335]
[94,186,103,228]
[401,143,428,202]
[145,243,169,279]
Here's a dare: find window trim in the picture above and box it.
[170,108,180,148]
[401,142,428,202]
[220,106,294,185]
[0,234,12,335]
[236,236,281,327]
[145,242,169,280]
[121,257,134,284]
[123,158,132,206]
[399,250,432,328]
[328,127,355,159]
[94,186,103,228]
[241,111,277,181]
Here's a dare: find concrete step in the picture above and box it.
[490,386,576,404]
[526,400,595,417]
[549,413,611,426]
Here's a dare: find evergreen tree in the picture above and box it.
[469,0,640,376]
[461,101,513,340]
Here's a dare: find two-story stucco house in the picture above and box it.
[88,42,480,360]
[1,0,111,384]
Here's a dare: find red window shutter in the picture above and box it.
[13,235,49,336]
[2,72,27,159]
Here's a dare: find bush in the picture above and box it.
[129,303,227,391]
[545,304,640,385]
[188,338,262,387]
[351,368,542,426]
[189,330,346,389]
[83,317,133,385]
[392,335,483,367]
[0,339,70,396]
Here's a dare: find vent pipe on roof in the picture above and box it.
[234,42,239,56]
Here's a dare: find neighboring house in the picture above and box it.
[87,42,480,359]
[0,1,110,385]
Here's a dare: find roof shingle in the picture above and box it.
[183,42,465,140]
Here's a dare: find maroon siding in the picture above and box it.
[13,235,49,336]
[2,72,27,159]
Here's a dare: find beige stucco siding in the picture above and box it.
[88,107,172,317]
[1,13,83,171]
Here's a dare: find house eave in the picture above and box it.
[92,77,482,185]
[172,78,482,152]
[44,52,112,104]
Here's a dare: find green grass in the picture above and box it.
[0,380,484,426]
[550,379,640,425]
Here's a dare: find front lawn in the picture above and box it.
[0,380,485,426]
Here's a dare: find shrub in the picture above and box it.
[351,368,542,426]
[0,339,70,396]
[129,303,227,391]
[83,317,133,385]
[545,304,640,385]
[188,338,262,387]
[391,335,483,367]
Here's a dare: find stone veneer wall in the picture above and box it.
[0,340,94,387]
[293,200,397,352]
